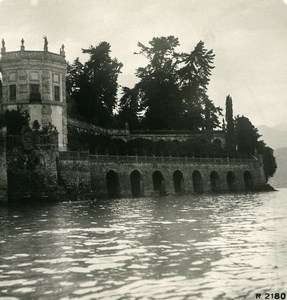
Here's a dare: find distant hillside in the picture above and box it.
[269,147,287,188]
[256,125,287,188]
[273,123,287,132]
[257,125,287,149]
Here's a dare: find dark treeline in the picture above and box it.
[224,96,277,182]
[66,36,222,130]
[66,36,276,181]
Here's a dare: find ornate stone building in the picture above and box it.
[0,38,67,150]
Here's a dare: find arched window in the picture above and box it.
[244,171,253,190]
[152,171,165,195]
[130,170,143,197]
[227,171,237,192]
[106,170,120,198]
[210,171,221,193]
[173,170,184,193]
[212,139,222,149]
[192,170,203,194]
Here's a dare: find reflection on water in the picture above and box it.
[0,190,287,299]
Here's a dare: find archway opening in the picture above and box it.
[152,171,165,195]
[210,171,221,193]
[130,170,142,198]
[244,171,253,190]
[212,139,222,148]
[192,170,203,194]
[173,170,184,193]
[227,171,237,192]
[106,170,120,198]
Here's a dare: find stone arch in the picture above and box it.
[130,170,143,198]
[244,171,253,190]
[173,170,184,193]
[212,138,222,148]
[106,170,120,198]
[227,171,237,192]
[210,171,221,193]
[192,170,203,194]
[152,170,165,195]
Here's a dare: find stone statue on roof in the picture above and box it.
[21,38,25,51]
[1,39,6,54]
[43,36,48,51]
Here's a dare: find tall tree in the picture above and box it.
[131,37,221,130]
[82,42,123,116]
[260,145,277,182]
[66,58,92,120]
[135,36,182,129]
[235,116,277,182]
[225,95,236,149]
[117,86,140,129]
[178,41,221,130]
[67,42,123,126]
[235,116,260,154]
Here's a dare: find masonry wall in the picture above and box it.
[0,127,8,204]
[58,159,91,199]
[58,154,267,199]
[6,136,59,203]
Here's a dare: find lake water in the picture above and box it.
[0,189,287,300]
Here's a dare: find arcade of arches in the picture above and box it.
[105,168,254,198]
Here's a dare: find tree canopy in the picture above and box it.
[118,36,222,130]
[235,115,277,182]
[67,37,222,130]
[0,107,30,134]
[65,37,277,182]
[67,42,123,127]
[225,95,236,150]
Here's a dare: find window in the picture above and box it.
[9,85,16,101]
[53,74,59,83]
[54,86,60,101]
[31,72,39,81]
[9,72,16,81]
[30,84,41,102]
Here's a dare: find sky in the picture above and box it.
[0,0,286,127]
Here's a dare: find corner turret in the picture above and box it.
[0,38,68,150]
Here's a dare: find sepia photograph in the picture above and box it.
[0,0,286,299]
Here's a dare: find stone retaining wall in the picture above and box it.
[58,153,267,199]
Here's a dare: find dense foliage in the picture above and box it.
[225,95,236,150]
[67,42,123,127]
[0,107,30,134]
[260,146,277,182]
[69,128,235,158]
[67,37,222,130]
[117,36,222,130]
[234,115,277,182]
[64,36,277,181]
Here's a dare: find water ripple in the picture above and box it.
[0,190,286,299]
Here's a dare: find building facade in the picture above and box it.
[0,38,67,150]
